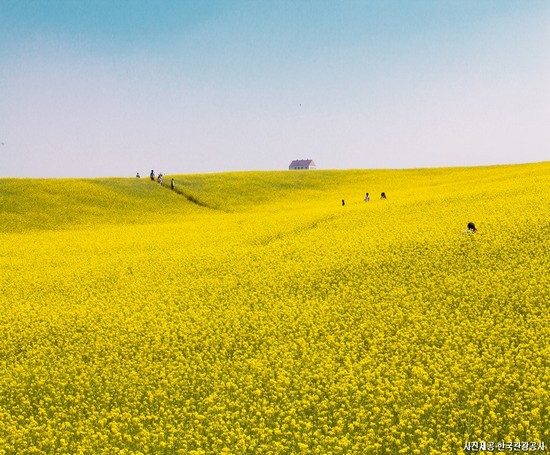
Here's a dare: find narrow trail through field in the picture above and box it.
[168,185,226,212]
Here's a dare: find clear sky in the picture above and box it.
[1,0,549,177]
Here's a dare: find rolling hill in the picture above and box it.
[0,161,548,453]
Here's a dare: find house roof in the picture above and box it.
[289,159,315,167]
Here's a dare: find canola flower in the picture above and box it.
[0,162,548,454]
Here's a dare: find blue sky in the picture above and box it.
[1,0,549,177]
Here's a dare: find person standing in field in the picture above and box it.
[462,222,478,234]
[364,192,370,202]
[150,170,155,181]
[342,199,345,206]
[136,172,140,178]
[380,192,386,199]
[158,173,163,185]
[171,178,175,190]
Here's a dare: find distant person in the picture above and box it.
[171,178,175,190]
[158,173,163,185]
[364,192,370,202]
[462,222,478,234]
[342,199,345,206]
[136,172,140,178]
[150,170,155,181]
[380,192,386,199]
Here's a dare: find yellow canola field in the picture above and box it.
[0,163,549,454]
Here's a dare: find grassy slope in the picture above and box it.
[0,161,549,453]
[0,178,203,233]
[2,161,547,233]
[173,161,549,211]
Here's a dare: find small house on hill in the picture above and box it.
[289,159,316,170]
